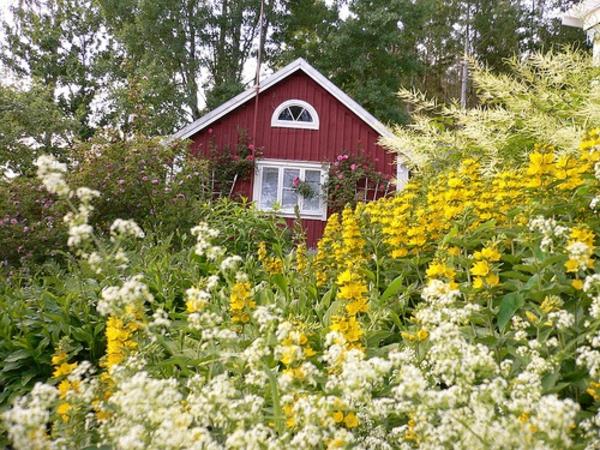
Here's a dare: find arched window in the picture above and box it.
[271,99,319,130]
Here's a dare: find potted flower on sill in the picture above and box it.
[292,176,317,199]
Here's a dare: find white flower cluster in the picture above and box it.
[585,274,600,320]
[567,240,592,272]
[98,274,154,316]
[191,222,224,260]
[100,371,213,450]
[2,382,58,450]
[110,219,145,240]
[220,255,243,271]
[528,215,569,252]
[34,154,70,196]
[62,188,100,250]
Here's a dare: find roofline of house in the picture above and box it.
[169,57,396,143]
[563,0,600,29]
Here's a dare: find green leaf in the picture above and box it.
[379,275,404,302]
[271,274,288,296]
[497,292,524,332]
[4,349,31,363]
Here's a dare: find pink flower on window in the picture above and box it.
[248,144,255,151]
[350,163,357,171]
[293,176,300,188]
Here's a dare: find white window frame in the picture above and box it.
[271,99,320,130]
[253,158,329,220]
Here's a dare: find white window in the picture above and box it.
[271,99,319,130]
[253,159,328,220]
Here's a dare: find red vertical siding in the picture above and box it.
[189,71,396,247]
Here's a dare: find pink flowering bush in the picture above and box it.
[325,153,391,213]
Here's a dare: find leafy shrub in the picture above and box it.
[0,262,105,407]
[69,133,210,235]
[204,128,258,197]
[0,176,67,268]
[1,133,209,268]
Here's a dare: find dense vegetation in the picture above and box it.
[2,50,600,449]
[0,0,586,177]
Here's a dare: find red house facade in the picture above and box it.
[172,58,408,245]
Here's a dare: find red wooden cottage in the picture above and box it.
[172,58,408,245]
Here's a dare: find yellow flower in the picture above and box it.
[338,281,368,301]
[230,281,255,323]
[587,381,600,401]
[571,226,595,247]
[426,261,456,279]
[564,258,580,273]
[416,328,429,341]
[53,362,78,378]
[471,260,491,277]
[330,316,363,344]
[58,380,71,399]
[102,315,138,369]
[475,246,501,262]
[336,269,354,285]
[526,151,554,176]
[304,346,316,358]
[332,411,344,423]
[525,311,538,323]
[57,402,71,422]
[327,438,346,449]
[280,346,297,366]
[473,277,484,289]
[346,298,369,316]
[485,273,500,287]
[572,279,584,290]
[540,295,562,313]
[343,412,359,429]
[296,243,308,272]
[51,352,68,366]
[405,418,417,441]
[447,246,461,257]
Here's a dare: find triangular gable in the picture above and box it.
[171,58,395,142]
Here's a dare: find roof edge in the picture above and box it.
[169,57,395,143]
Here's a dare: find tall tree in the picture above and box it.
[270,0,432,124]
[0,82,74,175]
[99,0,275,129]
[98,0,207,133]
[203,0,268,110]
[1,0,111,141]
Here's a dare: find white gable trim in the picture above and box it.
[170,58,396,142]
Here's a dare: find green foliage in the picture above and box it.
[192,199,292,257]
[385,50,600,176]
[0,175,68,268]
[0,206,291,415]
[0,83,74,175]
[68,133,209,235]
[0,263,106,407]
[1,0,111,141]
